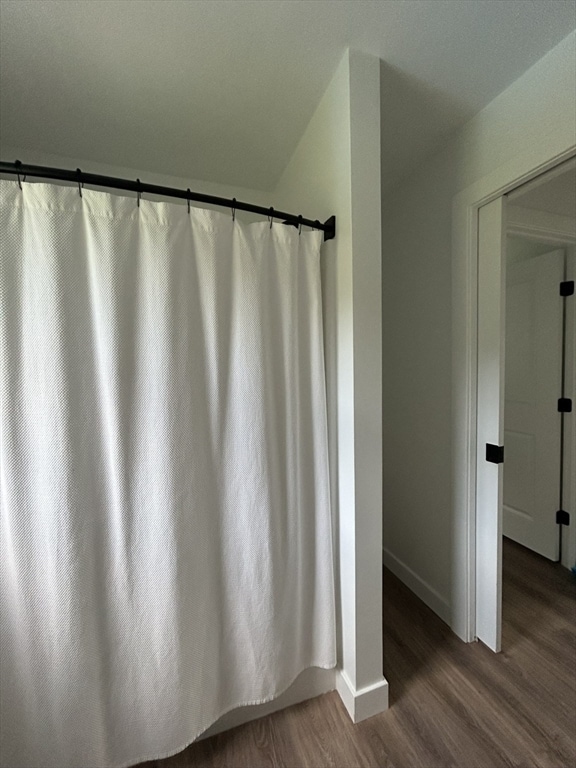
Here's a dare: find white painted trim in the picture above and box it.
[562,251,575,571]
[507,205,576,244]
[452,124,576,644]
[475,197,506,653]
[336,669,388,723]
[383,548,451,625]
[201,668,335,739]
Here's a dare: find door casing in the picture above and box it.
[451,142,576,645]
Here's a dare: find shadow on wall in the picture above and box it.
[379,61,470,195]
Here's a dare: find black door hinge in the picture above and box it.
[560,280,574,296]
[558,398,573,412]
[556,510,570,526]
[486,444,504,464]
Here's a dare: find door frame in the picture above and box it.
[451,131,576,644]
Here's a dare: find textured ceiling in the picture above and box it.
[0,0,575,191]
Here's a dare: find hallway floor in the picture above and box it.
[139,538,576,767]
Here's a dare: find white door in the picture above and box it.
[476,197,506,653]
[503,250,564,560]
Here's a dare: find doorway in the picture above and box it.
[475,160,575,652]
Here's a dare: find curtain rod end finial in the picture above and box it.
[323,215,336,242]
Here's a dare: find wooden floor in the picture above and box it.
[139,538,576,768]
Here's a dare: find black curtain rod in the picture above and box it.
[0,160,336,241]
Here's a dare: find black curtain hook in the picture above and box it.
[186,188,191,214]
[136,179,141,208]
[298,215,303,235]
[269,207,274,228]
[231,198,236,222]
[15,159,22,190]
[76,168,83,198]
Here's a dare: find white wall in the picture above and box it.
[274,49,388,723]
[506,235,565,265]
[382,31,576,621]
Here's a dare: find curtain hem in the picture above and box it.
[114,661,337,768]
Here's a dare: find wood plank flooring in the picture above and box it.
[138,538,576,768]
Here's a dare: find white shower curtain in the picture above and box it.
[0,180,335,768]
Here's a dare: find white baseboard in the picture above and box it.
[383,547,451,625]
[201,667,335,739]
[336,670,389,723]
